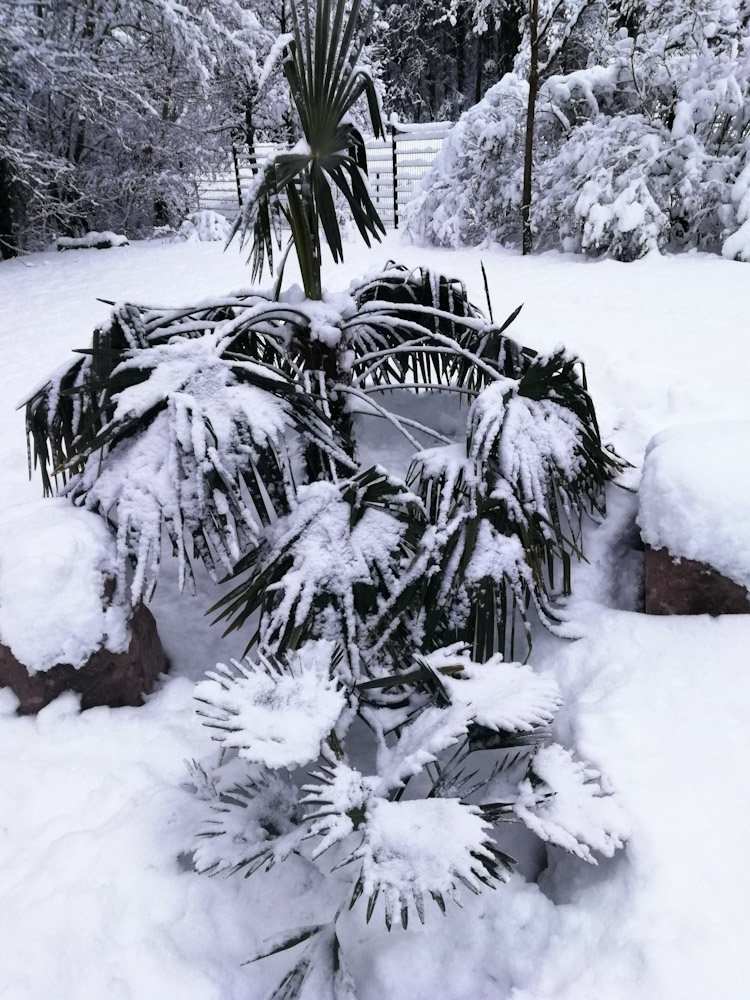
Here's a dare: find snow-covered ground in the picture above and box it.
[1,235,749,999]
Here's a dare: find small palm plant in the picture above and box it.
[24,1,627,996]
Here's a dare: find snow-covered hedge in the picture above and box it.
[407,11,750,261]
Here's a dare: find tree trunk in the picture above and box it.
[475,32,484,105]
[0,159,19,259]
[245,87,257,168]
[521,0,539,256]
[456,8,466,111]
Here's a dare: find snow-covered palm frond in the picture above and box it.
[195,641,347,770]
[352,798,515,929]
[346,263,531,391]
[302,752,375,859]
[400,447,542,661]
[373,706,474,796]
[213,469,425,676]
[391,346,626,661]
[469,349,623,535]
[244,922,358,1000]
[25,296,357,600]
[193,765,302,877]
[439,655,563,733]
[357,646,561,770]
[513,743,630,863]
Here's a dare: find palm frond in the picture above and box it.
[230,0,385,299]
[212,468,426,674]
[24,297,354,600]
[346,264,532,390]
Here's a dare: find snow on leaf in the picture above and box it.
[193,767,300,875]
[470,379,584,517]
[440,656,562,734]
[71,330,295,600]
[258,482,372,664]
[303,754,376,859]
[257,924,357,1000]
[195,640,346,770]
[358,798,509,924]
[374,705,473,796]
[514,743,630,863]
[463,519,532,591]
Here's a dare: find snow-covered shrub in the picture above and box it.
[723,151,750,261]
[534,116,671,260]
[405,74,529,248]
[175,210,232,243]
[408,2,750,260]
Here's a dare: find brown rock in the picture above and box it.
[644,545,750,616]
[0,603,167,714]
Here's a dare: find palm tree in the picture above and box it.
[23,2,627,995]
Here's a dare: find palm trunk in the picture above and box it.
[521,0,539,256]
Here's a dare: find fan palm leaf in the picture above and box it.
[232,0,385,299]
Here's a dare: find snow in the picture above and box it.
[0,500,130,673]
[440,656,563,733]
[2,234,750,998]
[56,232,129,251]
[359,797,500,915]
[638,422,750,589]
[514,743,629,863]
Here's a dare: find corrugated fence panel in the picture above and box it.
[196,123,449,228]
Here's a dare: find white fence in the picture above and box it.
[196,122,450,228]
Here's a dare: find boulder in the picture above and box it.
[644,546,750,616]
[0,603,167,714]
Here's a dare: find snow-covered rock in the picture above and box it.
[638,422,750,594]
[0,500,166,711]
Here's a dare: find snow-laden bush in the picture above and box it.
[405,74,529,248]
[723,151,750,261]
[407,4,750,261]
[175,210,232,243]
[535,116,670,260]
